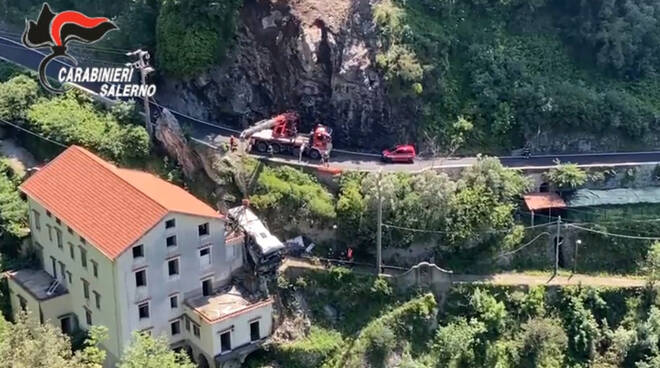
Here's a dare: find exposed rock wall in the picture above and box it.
[156,0,413,149]
[154,108,202,178]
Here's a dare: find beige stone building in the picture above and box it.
[5,146,273,368]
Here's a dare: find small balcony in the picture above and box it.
[185,285,271,326]
[6,268,68,301]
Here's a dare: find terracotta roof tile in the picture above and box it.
[20,146,222,259]
[523,192,566,211]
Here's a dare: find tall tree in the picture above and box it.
[117,332,195,368]
[0,312,107,368]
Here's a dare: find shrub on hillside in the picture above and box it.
[0,75,40,121]
[251,165,336,222]
[156,0,242,76]
[26,91,150,164]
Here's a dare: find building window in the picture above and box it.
[135,269,147,287]
[93,291,101,309]
[80,236,86,244]
[202,278,212,297]
[91,260,98,278]
[18,295,27,311]
[138,302,149,319]
[50,256,57,277]
[250,320,260,342]
[198,223,209,237]
[184,316,190,331]
[32,210,41,230]
[170,294,178,309]
[132,244,144,259]
[55,228,63,249]
[199,247,211,266]
[81,278,89,299]
[67,226,73,235]
[47,224,52,241]
[46,210,52,218]
[193,324,200,338]
[85,308,92,325]
[68,242,75,260]
[170,320,181,336]
[66,271,72,284]
[79,247,87,268]
[166,235,177,247]
[168,258,179,277]
[58,261,66,283]
[56,218,61,225]
[220,331,231,353]
[165,219,176,229]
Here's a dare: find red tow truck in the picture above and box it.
[239,112,332,160]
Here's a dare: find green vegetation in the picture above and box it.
[644,242,660,284]
[252,268,660,368]
[218,155,336,227]
[373,0,660,153]
[0,158,28,241]
[0,313,194,368]
[251,165,335,223]
[118,332,195,368]
[545,161,588,190]
[2,1,242,77]
[337,157,530,264]
[156,0,242,76]
[26,92,150,163]
[0,75,150,164]
[272,327,344,368]
[0,312,107,368]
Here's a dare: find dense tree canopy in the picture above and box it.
[374,0,660,153]
[0,313,107,368]
[156,0,242,76]
[338,157,530,253]
[0,158,28,241]
[117,332,195,368]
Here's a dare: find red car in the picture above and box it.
[382,145,416,163]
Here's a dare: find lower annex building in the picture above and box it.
[5,145,273,368]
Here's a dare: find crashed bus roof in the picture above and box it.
[228,206,285,255]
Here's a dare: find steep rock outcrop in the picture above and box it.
[156,0,412,149]
[154,108,202,178]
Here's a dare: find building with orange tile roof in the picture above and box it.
[7,146,273,368]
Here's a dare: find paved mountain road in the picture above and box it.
[3,35,660,172]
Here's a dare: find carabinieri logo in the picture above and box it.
[22,3,117,93]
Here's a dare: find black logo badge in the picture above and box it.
[22,3,117,93]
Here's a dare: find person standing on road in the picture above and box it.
[322,151,330,167]
[299,142,306,162]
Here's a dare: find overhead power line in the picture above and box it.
[0,118,67,148]
[492,232,551,259]
[568,223,660,241]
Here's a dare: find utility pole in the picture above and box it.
[376,169,383,275]
[573,239,581,274]
[554,215,561,277]
[126,49,155,140]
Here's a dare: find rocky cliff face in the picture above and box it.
[156,0,413,149]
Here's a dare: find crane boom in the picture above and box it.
[239,117,280,140]
[239,113,298,140]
